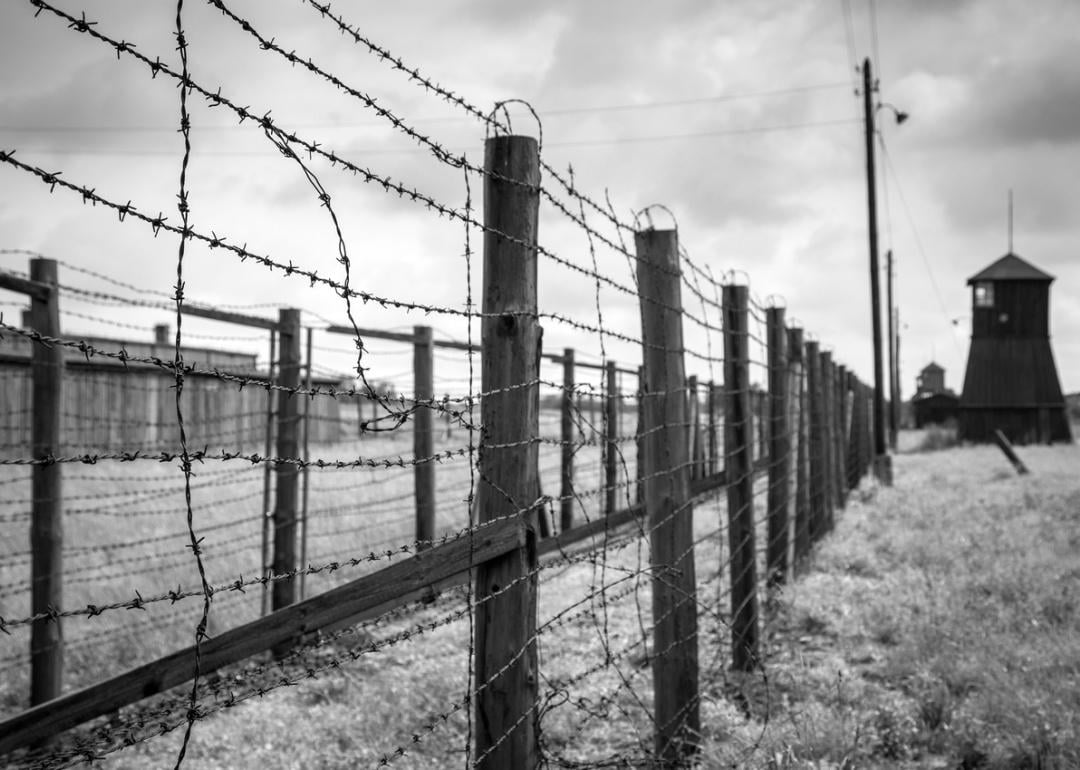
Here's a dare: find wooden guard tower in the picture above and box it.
[958,252,1072,444]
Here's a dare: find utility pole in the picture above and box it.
[862,57,891,484]
[893,307,902,436]
[886,249,897,450]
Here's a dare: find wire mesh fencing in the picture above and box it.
[0,2,881,768]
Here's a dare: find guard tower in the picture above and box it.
[958,252,1072,444]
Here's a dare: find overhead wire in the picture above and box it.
[4,118,861,158]
[0,81,852,134]
[877,141,962,354]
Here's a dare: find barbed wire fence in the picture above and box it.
[0,1,880,767]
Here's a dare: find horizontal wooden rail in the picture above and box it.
[326,324,477,353]
[688,456,769,498]
[321,323,638,376]
[324,324,415,344]
[0,517,526,755]
[178,304,279,331]
[0,272,51,300]
[0,456,755,755]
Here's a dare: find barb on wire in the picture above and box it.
[168,3,211,765]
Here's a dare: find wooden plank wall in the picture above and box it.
[0,362,344,455]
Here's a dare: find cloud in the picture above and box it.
[968,55,1080,148]
[2,58,178,154]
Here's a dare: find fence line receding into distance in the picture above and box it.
[0,2,879,767]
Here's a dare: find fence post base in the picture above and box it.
[872,454,893,485]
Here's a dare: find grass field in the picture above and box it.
[0,410,613,716]
[707,431,1080,769]
[3,426,1079,768]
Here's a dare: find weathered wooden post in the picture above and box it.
[272,308,301,615]
[846,372,861,490]
[706,380,719,476]
[820,351,836,534]
[860,380,873,482]
[992,429,1030,475]
[636,227,700,764]
[29,257,63,706]
[299,326,313,599]
[757,388,768,466]
[474,134,541,770]
[766,307,790,588]
[604,360,618,515]
[854,378,871,484]
[723,284,760,671]
[260,331,277,616]
[560,348,575,532]
[805,341,826,545]
[788,328,810,569]
[687,375,704,480]
[635,365,645,504]
[834,363,849,511]
[414,325,435,547]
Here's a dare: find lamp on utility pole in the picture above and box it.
[862,57,906,484]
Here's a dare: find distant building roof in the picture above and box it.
[912,389,958,403]
[920,362,944,373]
[967,252,1054,284]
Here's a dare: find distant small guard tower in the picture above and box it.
[958,252,1072,444]
[912,362,958,428]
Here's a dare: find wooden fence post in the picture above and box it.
[414,325,435,547]
[261,329,277,617]
[723,284,760,672]
[846,373,860,490]
[766,307,789,588]
[474,134,540,770]
[706,380,719,476]
[605,360,618,515]
[757,389,768,465]
[805,341,826,545]
[636,228,700,763]
[788,328,810,569]
[859,382,868,483]
[300,326,313,599]
[687,375,703,480]
[272,308,301,616]
[855,382,872,483]
[834,364,849,510]
[560,348,575,532]
[635,365,645,504]
[29,257,63,707]
[820,351,836,534]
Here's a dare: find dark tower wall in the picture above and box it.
[970,281,1048,338]
[958,253,1072,445]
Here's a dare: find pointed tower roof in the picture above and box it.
[967,252,1054,284]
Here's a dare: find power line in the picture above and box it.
[0,81,852,135]
[877,139,962,354]
[838,0,863,128]
[537,118,860,148]
[2,117,861,158]
[869,0,883,84]
[839,0,859,85]
[542,82,851,116]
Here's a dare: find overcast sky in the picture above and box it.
[1,0,1078,400]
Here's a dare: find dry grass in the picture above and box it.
[3,429,1079,769]
[0,411,609,717]
[703,438,1080,768]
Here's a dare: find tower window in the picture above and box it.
[974,282,994,307]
